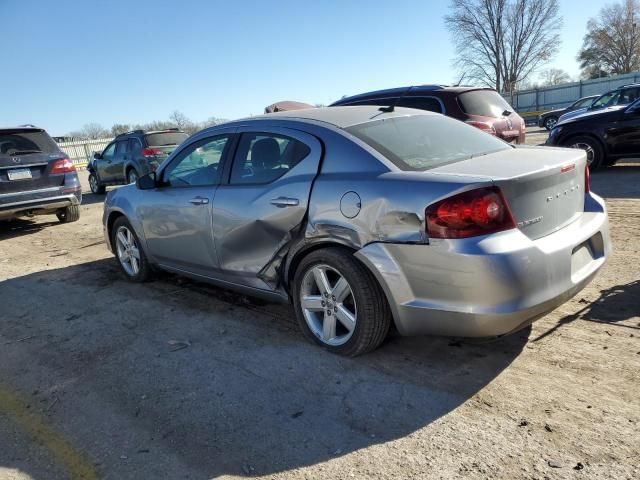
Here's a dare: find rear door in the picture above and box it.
[212,127,322,291]
[138,131,234,276]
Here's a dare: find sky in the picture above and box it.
[1,0,608,135]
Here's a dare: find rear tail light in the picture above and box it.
[465,120,497,136]
[426,186,516,239]
[142,147,163,157]
[584,164,590,194]
[51,157,76,174]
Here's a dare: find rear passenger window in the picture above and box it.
[399,97,443,113]
[230,133,310,185]
[128,138,141,153]
[115,141,128,155]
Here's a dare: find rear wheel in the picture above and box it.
[111,217,153,282]
[564,135,604,170]
[543,116,558,130]
[292,247,391,356]
[88,172,106,194]
[56,205,80,223]
[127,169,139,184]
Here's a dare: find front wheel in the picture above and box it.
[88,172,105,194]
[111,217,153,282]
[544,116,558,131]
[292,248,391,356]
[564,136,604,170]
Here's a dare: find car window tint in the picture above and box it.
[102,143,116,160]
[0,130,60,156]
[592,91,619,108]
[230,133,310,185]
[575,97,594,108]
[458,90,514,117]
[128,138,141,153]
[115,140,128,155]
[347,114,510,171]
[398,97,443,113]
[618,88,639,105]
[164,135,229,187]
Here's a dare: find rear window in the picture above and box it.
[346,114,510,171]
[145,132,188,147]
[458,90,514,118]
[0,129,60,157]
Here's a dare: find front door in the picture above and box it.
[212,127,322,291]
[97,142,116,182]
[606,106,640,157]
[137,133,233,277]
[105,139,128,182]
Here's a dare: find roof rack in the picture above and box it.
[618,83,640,88]
[116,129,145,137]
[18,124,37,128]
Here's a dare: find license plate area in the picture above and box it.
[7,168,32,180]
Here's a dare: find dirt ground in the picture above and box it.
[1,132,639,479]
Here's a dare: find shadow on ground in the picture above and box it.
[590,160,640,199]
[0,217,61,241]
[533,279,640,342]
[0,258,529,479]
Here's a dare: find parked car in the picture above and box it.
[546,97,640,169]
[88,129,188,194]
[538,95,599,130]
[558,83,640,124]
[331,85,526,144]
[265,101,314,113]
[103,106,610,356]
[0,126,81,223]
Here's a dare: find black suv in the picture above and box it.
[88,129,188,194]
[0,126,81,223]
[546,97,640,169]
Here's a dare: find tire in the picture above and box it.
[88,172,106,194]
[111,217,153,282]
[544,116,558,131]
[56,205,80,223]
[126,169,139,185]
[292,247,391,356]
[563,135,604,170]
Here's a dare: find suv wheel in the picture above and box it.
[56,205,80,223]
[544,116,558,130]
[292,248,391,356]
[565,136,604,170]
[127,169,139,184]
[88,172,106,194]
[111,217,153,282]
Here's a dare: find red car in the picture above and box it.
[331,85,526,144]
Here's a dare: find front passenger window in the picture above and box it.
[164,136,229,187]
[102,143,116,161]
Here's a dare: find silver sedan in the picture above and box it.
[102,106,611,356]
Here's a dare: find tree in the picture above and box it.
[445,0,562,92]
[110,124,131,136]
[578,0,640,77]
[539,68,571,85]
[70,123,108,139]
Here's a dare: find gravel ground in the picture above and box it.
[0,139,638,479]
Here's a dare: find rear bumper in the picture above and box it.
[0,186,81,219]
[355,193,611,337]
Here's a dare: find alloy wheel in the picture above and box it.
[570,142,595,166]
[545,117,558,130]
[299,264,357,346]
[128,170,138,184]
[115,225,141,276]
[89,174,99,193]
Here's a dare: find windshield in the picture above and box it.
[0,129,60,157]
[145,132,188,147]
[346,114,510,171]
[458,90,515,118]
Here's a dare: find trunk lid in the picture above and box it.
[428,146,587,240]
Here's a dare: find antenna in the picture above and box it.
[379,86,415,113]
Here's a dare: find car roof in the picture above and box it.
[333,85,494,104]
[235,105,436,129]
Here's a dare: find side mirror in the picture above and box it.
[93,152,102,160]
[137,172,157,190]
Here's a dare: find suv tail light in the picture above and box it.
[584,164,590,194]
[426,187,516,239]
[142,147,163,157]
[465,120,497,136]
[51,157,76,174]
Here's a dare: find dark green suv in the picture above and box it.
[88,129,188,193]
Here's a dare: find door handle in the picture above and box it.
[270,197,299,207]
[189,197,209,205]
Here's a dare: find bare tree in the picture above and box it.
[578,0,640,78]
[71,123,108,140]
[110,124,131,136]
[539,68,571,85]
[445,0,562,92]
[169,110,194,131]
